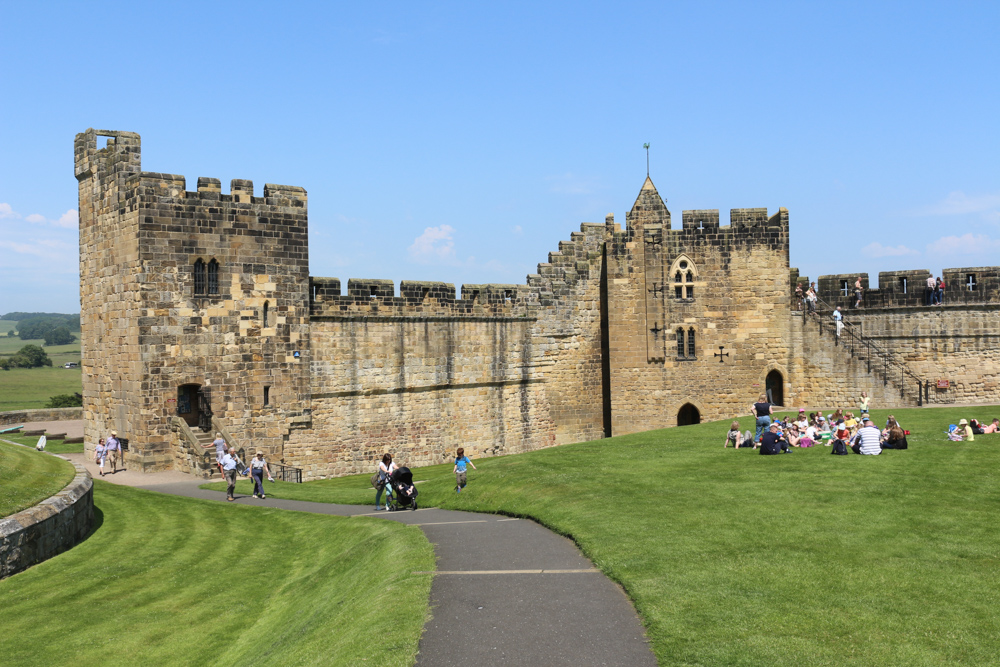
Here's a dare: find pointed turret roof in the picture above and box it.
[627,176,670,230]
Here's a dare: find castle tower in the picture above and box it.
[605,176,792,432]
[76,129,312,472]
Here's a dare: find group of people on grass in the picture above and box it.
[725,392,910,456]
[948,417,1000,441]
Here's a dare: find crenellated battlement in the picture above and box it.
[804,266,1000,309]
[309,277,536,319]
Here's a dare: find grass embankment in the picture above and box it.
[0,440,76,517]
[208,406,1000,665]
[3,433,84,454]
[0,481,434,666]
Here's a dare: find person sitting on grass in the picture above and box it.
[759,423,789,455]
[958,419,975,441]
[851,418,882,455]
[981,418,1000,434]
[724,421,744,449]
[794,410,809,432]
[831,420,851,450]
[844,412,858,432]
[881,426,908,450]
[969,419,985,435]
[454,447,477,493]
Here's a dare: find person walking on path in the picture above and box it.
[833,307,844,338]
[202,432,228,477]
[374,453,397,511]
[454,447,477,493]
[750,394,773,444]
[221,447,239,501]
[249,451,274,499]
[105,431,121,474]
[94,438,107,477]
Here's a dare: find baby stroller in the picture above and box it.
[387,467,418,511]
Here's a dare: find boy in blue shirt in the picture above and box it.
[453,447,477,493]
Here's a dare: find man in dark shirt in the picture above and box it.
[759,423,789,455]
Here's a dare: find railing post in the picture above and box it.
[883,356,888,386]
[867,340,871,373]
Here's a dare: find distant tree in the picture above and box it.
[9,344,52,368]
[43,326,75,346]
[6,330,14,337]
[0,358,9,370]
[46,393,83,408]
[16,314,80,340]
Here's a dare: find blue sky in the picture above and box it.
[1,1,998,313]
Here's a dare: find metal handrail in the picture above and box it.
[806,295,925,404]
[269,462,302,484]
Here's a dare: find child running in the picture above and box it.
[454,447,477,493]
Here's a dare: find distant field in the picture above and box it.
[0,321,16,335]
[0,367,83,411]
[0,335,81,356]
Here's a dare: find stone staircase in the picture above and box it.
[171,418,220,479]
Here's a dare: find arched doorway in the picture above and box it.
[177,384,213,430]
[765,370,784,407]
[677,403,700,426]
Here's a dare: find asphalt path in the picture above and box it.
[65,453,656,666]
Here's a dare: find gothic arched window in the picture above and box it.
[207,259,219,294]
[193,259,206,295]
[676,328,685,357]
[669,256,697,300]
[687,327,696,357]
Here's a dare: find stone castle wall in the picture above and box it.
[76,129,1000,479]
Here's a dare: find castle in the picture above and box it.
[75,129,1000,478]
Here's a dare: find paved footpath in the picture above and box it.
[62,452,655,666]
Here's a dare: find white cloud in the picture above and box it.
[408,225,456,263]
[0,239,52,257]
[0,203,21,220]
[25,213,47,224]
[926,233,1000,256]
[55,210,79,228]
[861,242,919,258]
[913,191,1000,218]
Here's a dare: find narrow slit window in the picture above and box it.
[207,259,219,294]
[840,280,849,296]
[193,259,206,295]
[676,328,685,357]
[262,301,270,329]
[369,287,378,299]
[263,385,271,406]
[687,328,696,357]
[899,277,907,294]
[966,274,977,291]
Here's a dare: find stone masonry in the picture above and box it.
[77,130,1000,478]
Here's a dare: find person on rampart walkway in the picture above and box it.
[750,394,773,443]
[833,307,844,338]
[926,275,936,305]
[221,447,239,501]
[854,276,864,308]
[806,283,817,313]
[935,276,945,305]
[105,431,121,473]
[249,451,274,499]
[375,453,397,511]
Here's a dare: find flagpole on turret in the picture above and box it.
[643,143,650,176]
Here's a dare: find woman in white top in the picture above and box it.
[249,451,275,499]
[375,453,398,511]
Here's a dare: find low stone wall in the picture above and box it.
[0,457,94,579]
[0,407,83,426]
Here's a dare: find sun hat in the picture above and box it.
[959,419,968,426]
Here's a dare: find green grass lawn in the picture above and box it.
[0,481,434,666]
[0,366,83,411]
[0,440,76,516]
[0,334,81,356]
[3,433,84,454]
[208,406,1000,665]
[0,321,16,335]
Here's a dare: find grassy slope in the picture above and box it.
[208,406,1000,665]
[0,366,83,411]
[0,441,76,516]
[0,482,434,667]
